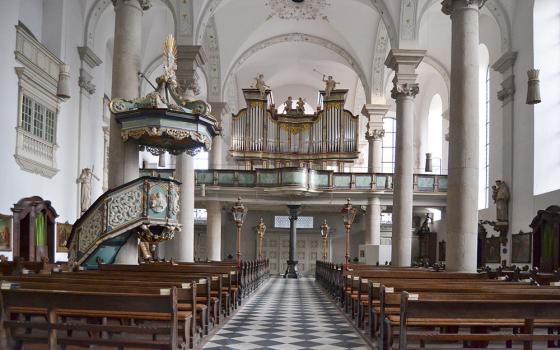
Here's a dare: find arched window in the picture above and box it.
[427,94,443,173]
[478,44,490,210]
[381,117,396,173]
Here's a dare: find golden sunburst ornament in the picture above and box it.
[163,34,177,80]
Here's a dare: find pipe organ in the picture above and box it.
[231,88,360,167]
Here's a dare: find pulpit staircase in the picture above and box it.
[66,176,181,269]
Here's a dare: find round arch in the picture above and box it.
[221,33,371,102]
[84,0,178,48]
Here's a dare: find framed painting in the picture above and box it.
[484,236,501,263]
[56,222,73,253]
[0,214,12,251]
[512,231,532,263]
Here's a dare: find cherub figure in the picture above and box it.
[296,97,305,114]
[284,96,293,113]
[322,75,339,97]
[254,74,270,97]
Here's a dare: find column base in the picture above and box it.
[283,260,299,279]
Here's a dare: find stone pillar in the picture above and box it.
[365,197,382,245]
[206,201,221,261]
[208,102,228,169]
[108,0,150,189]
[176,45,206,96]
[175,153,195,262]
[492,51,517,266]
[385,49,425,267]
[442,0,486,272]
[284,205,300,278]
[362,104,390,173]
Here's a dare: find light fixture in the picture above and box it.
[230,197,248,267]
[341,198,357,270]
[526,69,541,105]
[425,153,433,173]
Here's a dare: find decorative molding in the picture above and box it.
[222,33,370,101]
[84,0,176,48]
[79,68,96,95]
[77,46,102,69]
[366,129,385,141]
[178,0,193,42]
[195,0,220,44]
[203,17,221,101]
[265,0,330,21]
[491,51,517,74]
[400,0,418,40]
[372,19,390,101]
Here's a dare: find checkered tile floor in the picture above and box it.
[203,277,371,350]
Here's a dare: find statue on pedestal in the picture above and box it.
[296,97,305,114]
[78,168,99,214]
[492,180,510,223]
[254,74,270,97]
[322,75,339,97]
[284,96,293,113]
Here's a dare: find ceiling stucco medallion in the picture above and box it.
[265,0,330,21]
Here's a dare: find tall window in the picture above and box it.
[20,95,57,144]
[194,151,209,170]
[381,117,396,173]
[478,44,490,210]
[427,94,443,173]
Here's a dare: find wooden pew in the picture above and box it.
[0,287,187,350]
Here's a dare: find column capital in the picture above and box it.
[361,103,390,119]
[391,83,420,99]
[112,0,152,11]
[385,49,426,75]
[366,128,385,141]
[77,46,102,69]
[209,102,230,121]
[441,0,486,16]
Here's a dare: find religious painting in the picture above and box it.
[56,222,72,253]
[512,231,532,263]
[484,236,501,263]
[0,214,12,251]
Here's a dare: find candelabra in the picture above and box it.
[230,197,248,267]
[341,198,357,270]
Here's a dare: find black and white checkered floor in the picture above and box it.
[203,277,371,350]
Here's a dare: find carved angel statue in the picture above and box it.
[491,180,510,222]
[296,97,305,114]
[284,96,294,113]
[322,75,339,97]
[254,74,270,97]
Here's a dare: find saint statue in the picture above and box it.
[284,96,293,113]
[78,168,99,214]
[254,74,270,97]
[296,97,305,114]
[322,75,339,97]
[492,180,510,222]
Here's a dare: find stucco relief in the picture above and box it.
[400,0,418,40]
[203,17,221,101]
[372,20,390,100]
[265,0,330,21]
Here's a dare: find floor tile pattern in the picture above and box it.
[203,277,371,350]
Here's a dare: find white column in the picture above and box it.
[108,0,150,188]
[176,153,195,262]
[208,102,228,170]
[362,104,390,173]
[385,49,425,267]
[442,0,486,272]
[206,201,222,261]
[365,197,381,245]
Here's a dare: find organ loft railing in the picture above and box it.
[230,88,360,167]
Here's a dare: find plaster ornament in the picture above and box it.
[266,0,330,21]
[149,192,167,213]
[391,83,419,99]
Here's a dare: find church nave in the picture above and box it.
[203,278,370,350]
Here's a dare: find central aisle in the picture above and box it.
[203,277,371,349]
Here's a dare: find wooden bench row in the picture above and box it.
[0,259,269,349]
[316,260,560,349]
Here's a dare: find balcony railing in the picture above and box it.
[195,168,448,193]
